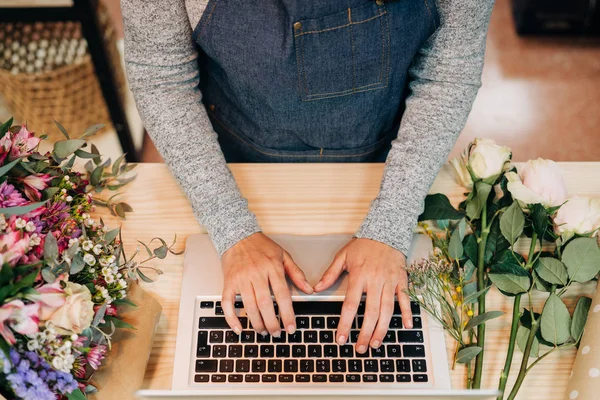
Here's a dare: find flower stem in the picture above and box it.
[473,203,489,389]
[506,320,539,400]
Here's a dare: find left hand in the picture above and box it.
[313,238,412,354]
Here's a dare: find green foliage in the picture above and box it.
[464,310,504,331]
[540,293,571,345]
[448,227,464,260]
[53,139,86,159]
[418,194,465,221]
[561,237,600,282]
[489,259,531,295]
[466,181,492,220]
[485,219,511,265]
[456,346,482,364]
[1,201,47,217]
[516,325,539,357]
[534,258,568,286]
[571,296,592,343]
[500,202,525,245]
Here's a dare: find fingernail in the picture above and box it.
[337,335,346,345]
[233,327,241,335]
[273,331,281,338]
[357,345,367,354]
[406,321,414,329]
[306,284,314,294]
[260,331,268,337]
[313,282,322,291]
[287,325,296,334]
[371,340,380,348]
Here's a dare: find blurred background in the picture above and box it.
[0,0,599,163]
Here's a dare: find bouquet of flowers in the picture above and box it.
[0,119,179,400]
[409,139,600,400]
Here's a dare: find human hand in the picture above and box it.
[221,233,313,337]
[313,238,411,354]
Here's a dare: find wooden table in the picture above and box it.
[105,163,599,399]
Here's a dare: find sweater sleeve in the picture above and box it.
[355,0,496,256]
[121,0,261,256]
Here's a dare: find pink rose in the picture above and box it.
[506,159,568,208]
[8,125,41,160]
[0,230,30,267]
[0,300,40,345]
[28,279,67,321]
[554,197,600,240]
[47,282,95,334]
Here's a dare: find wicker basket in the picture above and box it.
[0,1,125,141]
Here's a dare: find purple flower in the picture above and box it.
[0,181,28,208]
[86,344,107,370]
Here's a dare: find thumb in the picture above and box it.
[314,251,346,292]
[283,252,313,294]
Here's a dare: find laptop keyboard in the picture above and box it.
[193,300,430,384]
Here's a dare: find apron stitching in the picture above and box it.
[302,81,384,99]
[421,0,437,30]
[385,8,391,85]
[209,109,384,159]
[198,0,219,38]
[301,35,309,95]
[293,12,386,37]
[348,8,357,92]
[294,27,306,98]
[378,9,384,83]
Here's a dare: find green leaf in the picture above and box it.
[489,260,531,295]
[456,346,482,364]
[530,204,549,240]
[534,257,568,286]
[104,315,136,330]
[53,120,70,139]
[463,234,478,263]
[44,233,59,264]
[113,298,137,307]
[562,237,600,282]
[0,336,10,359]
[137,268,154,283]
[81,124,105,138]
[0,118,13,136]
[104,227,120,244]
[9,270,38,295]
[466,181,492,220]
[540,293,571,345]
[500,202,525,245]
[92,303,108,326]
[90,165,104,186]
[571,296,592,343]
[418,194,465,222]
[1,201,46,217]
[53,139,86,159]
[112,153,126,176]
[41,268,56,283]
[464,259,476,281]
[485,219,511,264]
[516,325,539,358]
[70,253,85,275]
[74,149,101,159]
[463,285,491,304]
[0,264,15,286]
[137,240,153,257]
[0,158,21,178]
[448,228,464,260]
[66,388,87,400]
[464,310,504,331]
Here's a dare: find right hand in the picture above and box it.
[221,232,313,337]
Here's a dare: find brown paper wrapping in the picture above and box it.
[89,283,162,400]
[565,281,600,400]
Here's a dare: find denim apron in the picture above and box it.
[193,0,439,162]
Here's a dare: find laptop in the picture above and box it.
[137,233,499,399]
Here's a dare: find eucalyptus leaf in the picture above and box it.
[70,254,85,275]
[448,228,464,260]
[41,268,56,283]
[81,124,105,138]
[1,201,46,217]
[562,237,600,283]
[90,165,104,186]
[464,259,476,281]
[466,181,492,220]
[0,158,20,178]
[534,257,568,286]
[53,120,70,139]
[74,149,101,159]
[418,194,465,222]
[137,268,154,283]
[464,310,504,331]
[500,201,525,245]
[53,139,86,158]
[540,293,571,345]
[138,240,153,257]
[571,296,592,343]
[463,285,491,305]
[92,303,108,327]
[456,346,482,364]
[112,153,126,176]
[516,325,539,357]
[44,233,59,264]
[104,227,120,244]
[63,155,76,170]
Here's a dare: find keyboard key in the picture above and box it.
[317,359,331,372]
[397,374,411,382]
[215,306,224,315]
[380,359,394,372]
[211,374,226,383]
[293,301,343,315]
[357,302,366,315]
[356,347,369,358]
[350,330,360,343]
[292,345,306,358]
[220,359,234,372]
[296,317,310,329]
[383,331,396,343]
[412,316,423,329]
[245,374,260,382]
[198,317,229,329]
[276,345,290,357]
[397,331,424,343]
[403,345,426,358]
[284,359,298,372]
[213,345,227,358]
[320,330,334,343]
[304,331,318,343]
[396,359,411,372]
[414,374,428,382]
[216,301,222,308]
[324,345,338,358]
[363,374,377,382]
[288,331,302,343]
[389,317,402,329]
[300,359,314,372]
[197,345,211,358]
[372,346,386,357]
[351,319,357,329]
[228,374,243,382]
[357,317,364,328]
[241,331,255,343]
[346,374,361,382]
[308,345,322,358]
[251,359,266,372]
[209,331,223,343]
[349,359,362,372]
[329,374,344,382]
[194,374,209,382]
[195,360,217,373]
[235,359,250,373]
[257,333,270,343]
[312,317,325,329]
[197,331,208,346]
[411,302,421,315]
[387,345,401,357]
[200,301,214,309]
[272,332,286,343]
[268,359,282,373]
[279,374,294,382]
[412,359,427,372]
[327,317,340,329]
[340,345,354,358]
[234,301,244,308]
[380,374,394,382]
[225,331,239,343]
[296,374,310,382]
[312,374,327,382]
[244,345,259,358]
[332,359,346,372]
[262,374,277,382]
[260,345,275,357]
[364,359,378,372]
[228,345,242,358]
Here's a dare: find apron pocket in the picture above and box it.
[293,2,390,102]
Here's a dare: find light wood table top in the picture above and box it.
[103,163,599,399]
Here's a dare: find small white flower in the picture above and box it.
[101,266,113,278]
[61,188,67,194]
[116,272,122,279]
[99,257,110,267]
[105,274,115,284]
[120,290,126,298]
[82,213,90,220]
[66,196,73,202]
[70,334,78,341]
[108,255,116,264]
[82,240,93,251]
[111,265,118,274]
[93,244,103,255]
[15,218,26,229]
[83,253,96,266]
[68,238,78,248]
[24,221,36,232]
[64,175,70,181]
[89,268,95,273]
[118,279,128,289]
[85,218,95,227]
[52,357,64,371]
[29,233,41,247]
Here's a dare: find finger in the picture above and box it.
[241,283,267,334]
[397,278,413,329]
[370,283,395,349]
[314,251,346,292]
[283,252,313,294]
[269,269,296,335]
[356,281,383,354]
[252,279,281,336]
[336,276,363,346]
[222,286,243,334]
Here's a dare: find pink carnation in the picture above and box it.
[0,300,40,345]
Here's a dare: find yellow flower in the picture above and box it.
[467,309,474,317]
[456,301,462,307]
[456,286,462,293]
[452,294,458,301]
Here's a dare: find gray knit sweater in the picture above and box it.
[121,0,495,257]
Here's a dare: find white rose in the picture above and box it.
[449,150,473,189]
[468,138,512,180]
[506,159,568,208]
[554,197,600,239]
[47,282,94,334]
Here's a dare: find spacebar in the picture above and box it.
[292,301,343,315]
